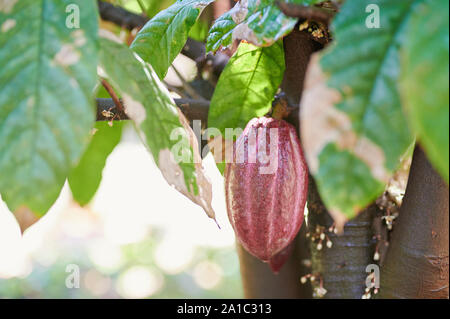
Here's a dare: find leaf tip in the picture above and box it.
[328,209,348,235]
[14,206,40,234]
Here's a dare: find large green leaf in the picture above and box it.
[208,41,285,135]
[130,0,214,80]
[207,41,284,174]
[401,0,449,183]
[0,0,98,216]
[300,0,417,224]
[206,0,318,53]
[99,35,215,220]
[205,10,235,53]
[69,121,124,206]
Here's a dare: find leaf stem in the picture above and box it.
[101,78,124,114]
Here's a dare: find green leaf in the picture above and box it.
[99,35,215,220]
[207,41,284,174]
[130,0,214,80]
[400,0,449,183]
[300,0,417,222]
[69,121,124,206]
[205,10,235,53]
[316,143,385,217]
[208,41,285,135]
[0,0,98,216]
[206,0,317,53]
[189,15,210,42]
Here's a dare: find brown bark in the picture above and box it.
[287,26,383,298]
[276,1,335,25]
[95,98,210,123]
[307,178,378,299]
[378,147,449,299]
[282,29,322,110]
[237,225,311,298]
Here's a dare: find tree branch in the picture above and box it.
[276,1,335,25]
[97,98,128,121]
[96,94,293,127]
[101,79,124,113]
[97,0,147,30]
[96,98,210,125]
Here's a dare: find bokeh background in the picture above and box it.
[0,124,243,298]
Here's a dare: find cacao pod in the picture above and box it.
[268,242,295,274]
[225,117,308,262]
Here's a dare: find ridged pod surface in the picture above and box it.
[225,117,308,262]
[268,242,295,273]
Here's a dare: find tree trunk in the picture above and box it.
[285,27,377,299]
[378,147,449,299]
[307,178,378,298]
[237,226,311,298]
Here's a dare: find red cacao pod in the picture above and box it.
[225,117,308,262]
[268,242,295,274]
